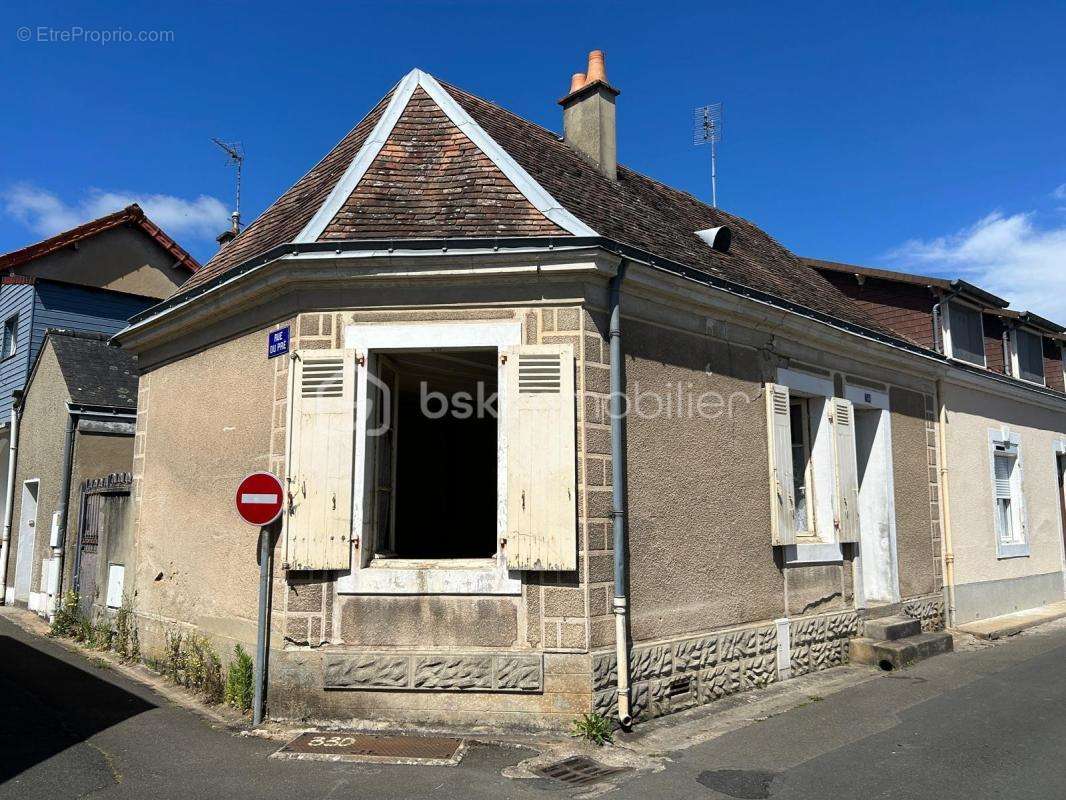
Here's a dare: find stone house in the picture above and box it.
[114,53,952,730]
[810,259,1066,624]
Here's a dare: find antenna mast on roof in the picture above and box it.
[212,138,245,233]
[693,103,722,208]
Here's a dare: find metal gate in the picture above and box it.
[73,472,132,615]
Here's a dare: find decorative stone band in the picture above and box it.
[592,594,945,723]
[323,652,543,693]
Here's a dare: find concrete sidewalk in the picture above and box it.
[955,600,1066,640]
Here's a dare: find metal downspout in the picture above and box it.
[0,391,23,604]
[935,379,957,626]
[608,262,632,727]
[49,411,77,622]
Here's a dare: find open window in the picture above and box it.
[363,349,499,562]
[328,322,575,595]
[766,379,859,548]
[990,432,1028,558]
[944,301,985,367]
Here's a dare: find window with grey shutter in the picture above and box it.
[1016,330,1045,384]
[948,302,985,366]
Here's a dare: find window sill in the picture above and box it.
[996,542,1030,559]
[782,542,843,565]
[336,554,521,595]
[947,355,987,370]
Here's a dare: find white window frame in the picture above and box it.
[777,368,843,564]
[942,299,986,368]
[336,321,522,595]
[1,314,17,360]
[1010,327,1046,387]
[988,428,1029,559]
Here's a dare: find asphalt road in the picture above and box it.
[3,612,1066,800]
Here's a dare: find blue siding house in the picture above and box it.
[0,204,200,605]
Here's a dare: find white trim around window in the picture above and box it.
[777,367,843,564]
[988,428,1029,559]
[336,321,523,595]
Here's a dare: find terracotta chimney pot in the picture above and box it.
[569,72,587,94]
[586,50,607,84]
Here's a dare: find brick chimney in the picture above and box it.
[559,50,620,180]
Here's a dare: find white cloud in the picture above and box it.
[889,209,1066,323]
[3,184,228,242]
[1053,183,1066,201]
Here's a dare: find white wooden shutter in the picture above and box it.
[765,383,796,546]
[504,344,577,570]
[285,349,356,570]
[830,397,861,544]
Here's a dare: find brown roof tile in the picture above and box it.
[182,72,903,340]
[443,82,892,334]
[320,88,566,239]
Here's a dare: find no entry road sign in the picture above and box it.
[235,472,285,526]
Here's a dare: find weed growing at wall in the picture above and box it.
[113,595,140,663]
[225,644,254,713]
[570,712,614,746]
[49,591,81,638]
[50,590,135,655]
[158,628,225,704]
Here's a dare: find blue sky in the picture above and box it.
[2,1,1064,317]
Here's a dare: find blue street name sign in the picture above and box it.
[268,327,290,359]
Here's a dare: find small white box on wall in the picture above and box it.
[106,564,125,609]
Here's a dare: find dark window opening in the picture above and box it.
[370,349,498,560]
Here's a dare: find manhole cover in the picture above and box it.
[272,731,464,765]
[536,756,627,786]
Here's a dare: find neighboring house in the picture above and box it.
[0,205,199,607]
[115,53,957,731]
[808,258,1066,624]
[7,330,138,616]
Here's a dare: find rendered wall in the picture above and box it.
[942,381,1066,622]
[17,226,190,300]
[7,345,67,602]
[132,326,275,653]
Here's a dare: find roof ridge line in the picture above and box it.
[293,68,597,242]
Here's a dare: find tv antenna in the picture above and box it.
[212,138,245,233]
[693,104,722,207]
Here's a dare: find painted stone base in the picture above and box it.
[592,594,945,724]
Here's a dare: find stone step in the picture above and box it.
[850,631,954,671]
[863,615,921,641]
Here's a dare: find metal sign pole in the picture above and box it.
[253,520,276,727]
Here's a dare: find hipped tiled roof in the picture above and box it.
[181,70,900,338]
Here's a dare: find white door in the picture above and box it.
[14,480,39,603]
[853,407,900,605]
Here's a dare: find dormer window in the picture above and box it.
[944,301,985,366]
[1013,328,1045,385]
[1,315,17,360]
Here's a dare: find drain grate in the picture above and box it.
[272,731,464,765]
[536,756,627,786]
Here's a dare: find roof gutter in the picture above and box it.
[121,236,932,360]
